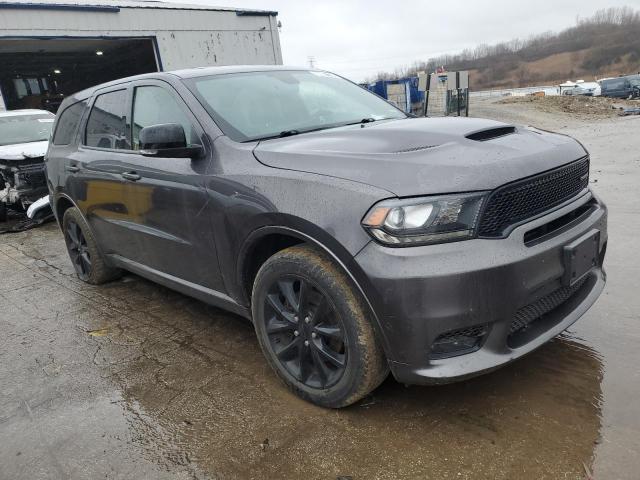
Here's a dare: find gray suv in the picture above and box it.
[45,66,607,408]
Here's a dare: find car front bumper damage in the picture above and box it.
[0,156,48,210]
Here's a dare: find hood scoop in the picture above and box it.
[466,126,516,142]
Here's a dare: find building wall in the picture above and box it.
[0,5,283,70]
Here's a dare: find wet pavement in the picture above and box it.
[1,100,639,479]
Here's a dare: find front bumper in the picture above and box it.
[0,157,48,208]
[355,191,607,385]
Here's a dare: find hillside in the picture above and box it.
[371,7,640,90]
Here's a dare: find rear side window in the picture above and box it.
[603,79,627,90]
[85,90,130,150]
[52,101,86,145]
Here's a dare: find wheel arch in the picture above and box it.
[236,224,392,359]
[54,194,79,228]
[53,194,106,260]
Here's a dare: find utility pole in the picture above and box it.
[307,56,316,69]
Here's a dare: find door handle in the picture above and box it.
[121,171,141,181]
[65,165,80,173]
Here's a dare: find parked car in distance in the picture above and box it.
[629,77,640,98]
[563,81,601,96]
[46,67,608,407]
[600,75,640,98]
[0,109,55,220]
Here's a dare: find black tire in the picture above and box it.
[62,207,122,284]
[252,245,389,408]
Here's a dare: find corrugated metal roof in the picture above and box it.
[0,0,277,15]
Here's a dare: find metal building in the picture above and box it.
[0,0,282,111]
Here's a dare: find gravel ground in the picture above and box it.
[1,98,639,479]
[496,94,640,119]
[472,96,640,480]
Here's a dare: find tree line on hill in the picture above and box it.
[368,7,640,89]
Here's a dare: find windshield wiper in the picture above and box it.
[278,129,300,137]
[343,118,377,125]
[342,117,396,126]
[250,118,401,142]
[252,125,339,142]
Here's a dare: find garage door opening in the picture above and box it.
[0,37,158,112]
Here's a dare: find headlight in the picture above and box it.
[362,193,487,246]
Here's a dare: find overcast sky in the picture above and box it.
[165,0,640,82]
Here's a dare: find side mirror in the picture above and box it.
[139,123,203,159]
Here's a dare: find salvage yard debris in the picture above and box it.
[619,107,640,116]
[0,205,54,234]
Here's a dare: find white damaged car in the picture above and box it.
[0,109,54,220]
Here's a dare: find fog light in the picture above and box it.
[430,324,488,359]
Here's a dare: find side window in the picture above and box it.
[606,79,625,90]
[85,90,130,150]
[52,100,86,145]
[132,86,198,150]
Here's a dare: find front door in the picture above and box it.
[115,80,224,292]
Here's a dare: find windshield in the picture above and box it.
[0,113,54,146]
[185,70,406,142]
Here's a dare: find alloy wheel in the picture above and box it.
[263,275,347,389]
[65,220,91,281]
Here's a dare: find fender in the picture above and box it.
[52,192,83,226]
[236,222,394,358]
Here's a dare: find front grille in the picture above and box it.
[478,156,589,237]
[509,277,587,337]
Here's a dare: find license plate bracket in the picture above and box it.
[563,229,600,286]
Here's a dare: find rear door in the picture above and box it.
[70,86,146,261]
[115,79,224,291]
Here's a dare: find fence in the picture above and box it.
[366,74,565,116]
[471,85,560,98]
[422,71,469,117]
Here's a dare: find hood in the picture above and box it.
[253,117,587,197]
[0,141,48,161]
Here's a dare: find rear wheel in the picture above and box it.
[62,207,121,284]
[252,245,388,408]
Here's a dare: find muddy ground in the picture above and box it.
[1,98,639,479]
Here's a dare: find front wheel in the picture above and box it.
[252,245,388,408]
